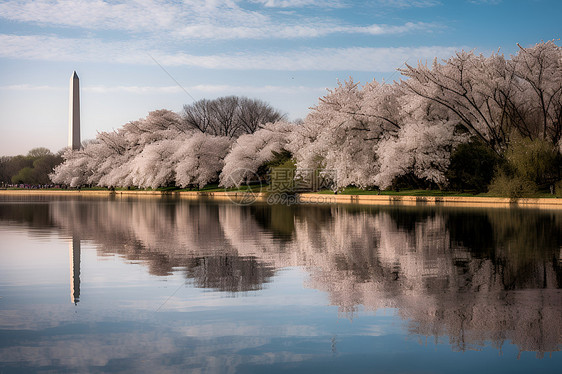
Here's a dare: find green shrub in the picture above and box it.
[268,159,296,194]
[256,150,292,178]
[505,137,558,188]
[446,140,500,192]
[487,137,560,197]
[390,173,434,191]
[11,167,35,184]
[555,180,562,198]
[488,171,538,198]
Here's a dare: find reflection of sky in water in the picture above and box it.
[0,196,561,373]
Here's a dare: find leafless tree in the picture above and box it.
[181,96,285,138]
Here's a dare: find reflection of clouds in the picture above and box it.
[178,323,320,338]
[360,325,388,337]
[0,299,321,373]
[0,326,307,374]
[0,306,72,330]
[0,316,318,374]
[0,329,176,369]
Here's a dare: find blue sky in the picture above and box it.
[0,0,560,155]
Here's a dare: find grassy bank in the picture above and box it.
[1,183,559,198]
[315,187,558,199]
[1,185,561,210]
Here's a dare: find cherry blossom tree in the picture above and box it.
[89,131,132,187]
[127,140,179,189]
[400,51,513,153]
[220,121,295,188]
[400,41,562,153]
[175,133,232,189]
[51,110,188,188]
[375,121,464,189]
[50,148,91,187]
[510,41,562,145]
[288,79,405,190]
[52,109,238,189]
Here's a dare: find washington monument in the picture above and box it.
[68,71,81,150]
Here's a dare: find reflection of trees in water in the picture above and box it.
[184,255,273,292]
[147,201,562,356]
[48,198,275,293]
[6,196,561,355]
[0,197,53,232]
[485,209,562,290]
[297,207,561,356]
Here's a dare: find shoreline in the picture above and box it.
[1,189,561,209]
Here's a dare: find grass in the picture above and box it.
[314,186,557,198]
[2,184,558,198]
[315,187,484,196]
[192,182,266,193]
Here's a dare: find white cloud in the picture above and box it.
[0,34,151,63]
[0,84,63,91]
[346,22,436,35]
[84,85,183,94]
[0,34,463,72]
[0,0,438,40]
[468,0,501,4]
[156,46,464,72]
[374,0,441,7]
[0,0,279,34]
[250,0,345,8]
[174,21,436,39]
[189,84,325,94]
[0,0,181,32]
[85,84,324,95]
[253,0,440,7]
[0,0,347,33]
[0,83,324,95]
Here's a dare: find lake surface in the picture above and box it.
[0,195,560,373]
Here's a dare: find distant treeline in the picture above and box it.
[0,148,63,186]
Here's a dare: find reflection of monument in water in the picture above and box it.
[69,236,80,304]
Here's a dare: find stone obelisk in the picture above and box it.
[68,71,81,150]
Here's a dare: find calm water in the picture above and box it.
[0,195,561,373]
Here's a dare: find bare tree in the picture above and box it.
[181,96,285,138]
[236,97,285,134]
[210,96,239,138]
[182,99,214,134]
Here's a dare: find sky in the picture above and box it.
[0,0,560,156]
